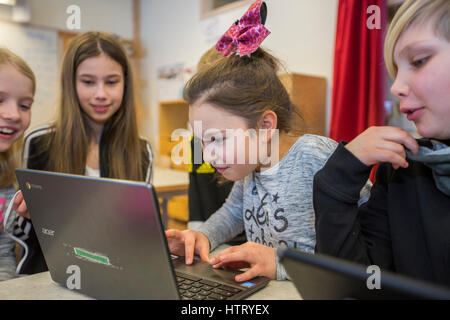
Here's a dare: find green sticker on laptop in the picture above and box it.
[74,247,110,266]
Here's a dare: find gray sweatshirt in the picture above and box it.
[0,187,18,281]
[198,134,341,280]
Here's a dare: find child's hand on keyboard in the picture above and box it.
[210,242,276,282]
[165,229,210,265]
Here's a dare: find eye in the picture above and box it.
[106,80,118,85]
[411,56,429,68]
[81,80,94,85]
[19,104,31,111]
[213,136,225,143]
[203,136,220,145]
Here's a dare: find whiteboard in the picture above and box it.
[0,20,59,132]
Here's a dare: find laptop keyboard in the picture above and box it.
[176,272,243,300]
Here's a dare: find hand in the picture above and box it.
[345,126,419,170]
[12,191,31,219]
[165,229,210,265]
[210,242,276,282]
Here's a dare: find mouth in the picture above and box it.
[91,104,111,113]
[401,106,426,121]
[0,126,18,139]
[213,166,229,174]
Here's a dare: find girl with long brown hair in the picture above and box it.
[13,31,153,275]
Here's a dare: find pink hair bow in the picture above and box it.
[215,0,270,57]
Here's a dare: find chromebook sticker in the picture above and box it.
[74,247,111,266]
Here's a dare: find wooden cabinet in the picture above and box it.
[158,99,190,171]
[279,73,327,136]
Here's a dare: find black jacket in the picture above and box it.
[313,140,450,287]
[16,125,153,275]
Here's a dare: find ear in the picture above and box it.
[257,110,277,143]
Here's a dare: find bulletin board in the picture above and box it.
[0,20,59,132]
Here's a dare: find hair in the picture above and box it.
[197,47,223,73]
[184,47,296,134]
[384,0,450,78]
[0,48,35,188]
[39,31,144,180]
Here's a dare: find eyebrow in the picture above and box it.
[398,41,436,58]
[78,73,122,79]
[20,96,34,102]
[0,91,34,102]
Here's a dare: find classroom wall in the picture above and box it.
[1,0,338,151]
[0,0,133,39]
[0,20,59,131]
[140,0,338,151]
[0,0,134,131]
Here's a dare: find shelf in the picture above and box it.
[159,99,188,107]
[158,99,190,172]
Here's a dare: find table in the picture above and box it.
[153,167,189,228]
[0,246,302,300]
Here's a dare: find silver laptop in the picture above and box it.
[15,169,269,300]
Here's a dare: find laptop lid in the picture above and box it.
[279,248,450,300]
[15,168,270,300]
[16,168,179,299]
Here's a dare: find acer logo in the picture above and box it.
[42,228,55,236]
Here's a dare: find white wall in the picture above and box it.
[140,0,338,150]
[0,0,133,39]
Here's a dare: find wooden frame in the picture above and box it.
[200,0,253,19]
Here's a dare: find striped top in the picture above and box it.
[0,186,18,281]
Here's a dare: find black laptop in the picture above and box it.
[278,248,450,300]
[15,168,269,300]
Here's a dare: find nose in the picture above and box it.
[0,101,21,122]
[202,142,220,164]
[390,73,409,100]
[94,83,108,100]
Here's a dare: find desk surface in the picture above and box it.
[0,245,302,300]
[153,167,189,190]
[0,271,301,300]
[0,170,300,300]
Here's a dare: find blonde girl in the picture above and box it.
[0,48,35,280]
[314,0,450,286]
